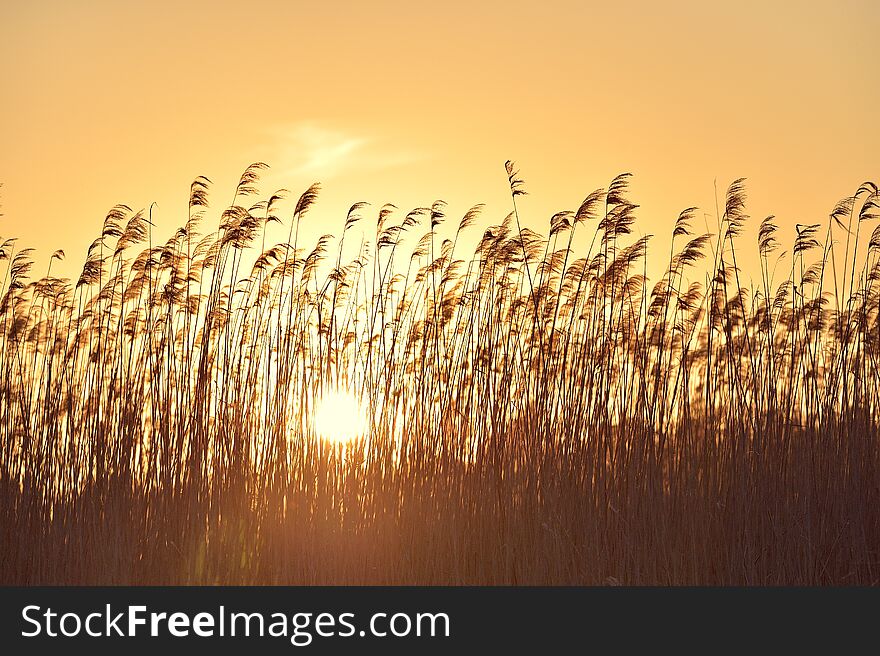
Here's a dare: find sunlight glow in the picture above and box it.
[314,388,369,444]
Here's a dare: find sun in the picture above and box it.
[313,388,369,444]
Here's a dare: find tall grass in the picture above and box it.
[1,164,878,584]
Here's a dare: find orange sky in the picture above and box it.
[1,0,878,279]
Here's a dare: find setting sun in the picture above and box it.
[313,388,369,444]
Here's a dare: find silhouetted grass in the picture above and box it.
[1,164,878,584]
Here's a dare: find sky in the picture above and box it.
[1,0,878,280]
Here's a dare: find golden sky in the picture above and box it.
[1,0,878,278]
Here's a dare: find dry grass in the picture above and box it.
[1,164,878,584]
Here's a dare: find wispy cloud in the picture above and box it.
[272,122,422,180]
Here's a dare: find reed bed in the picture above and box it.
[1,163,878,584]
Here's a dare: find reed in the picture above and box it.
[1,164,878,584]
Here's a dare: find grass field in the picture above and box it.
[1,164,878,584]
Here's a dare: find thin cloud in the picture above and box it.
[272,122,422,180]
